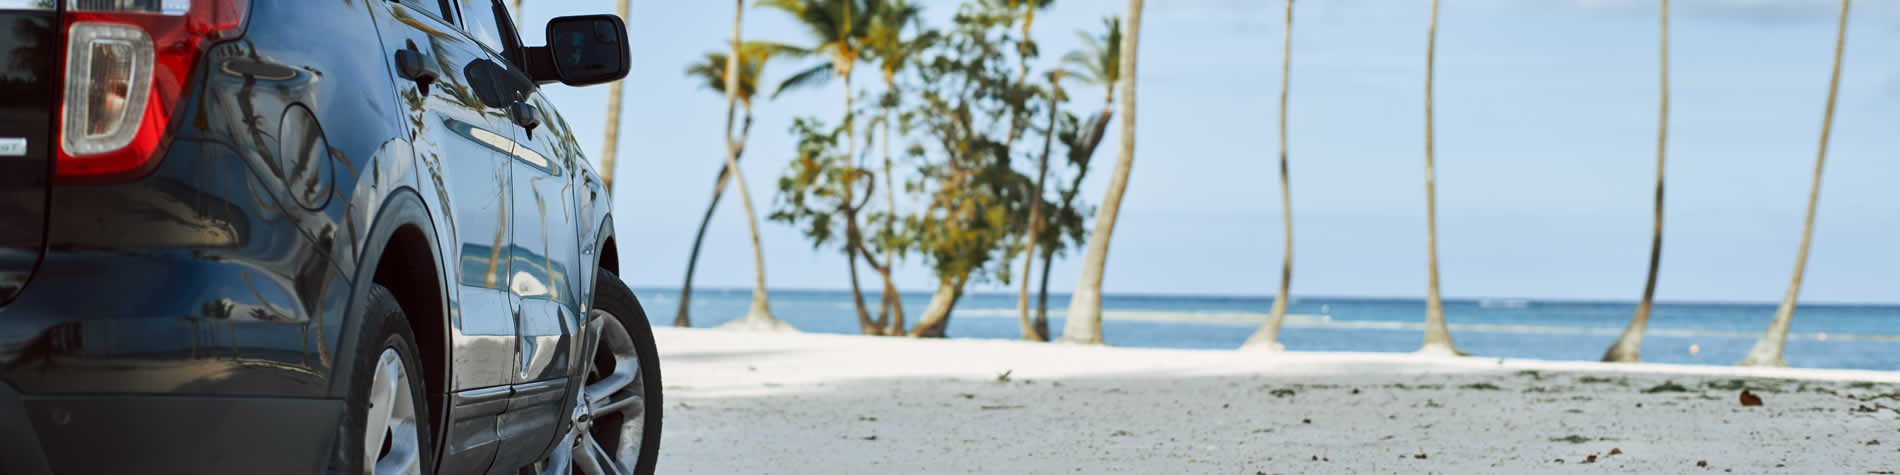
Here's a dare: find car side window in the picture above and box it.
[456,0,519,60]
[407,0,458,24]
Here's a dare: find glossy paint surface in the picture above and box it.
[0,0,616,473]
[0,10,55,305]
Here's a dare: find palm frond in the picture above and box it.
[774,62,837,99]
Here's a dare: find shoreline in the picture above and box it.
[656,328,1900,473]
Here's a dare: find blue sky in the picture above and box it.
[512,0,1899,304]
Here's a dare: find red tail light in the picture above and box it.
[57,0,249,181]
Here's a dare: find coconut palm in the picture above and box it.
[1062,17,1121,111]
[1603,0,1670,363]
[982,0,1059,342]
[759,0,882,330]
[1036,18,1118,326]
[1017,70,1065,342]
[1740,0,1851,367]
[1243,0,1296,352]
[862,0,922,335]
[597,0,630,191]
[716,0,794,332]
[1059,0,1141,345]
[676,42,785,327]
[1418,0,1463,356]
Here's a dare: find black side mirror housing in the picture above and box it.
[527,14,630,86]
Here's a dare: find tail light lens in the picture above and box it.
[57,0,250,180]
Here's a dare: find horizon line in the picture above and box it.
[629,285,1900,308]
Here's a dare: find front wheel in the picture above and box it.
[539,270,662,475]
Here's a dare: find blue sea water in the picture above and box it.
[637,287,1900,371]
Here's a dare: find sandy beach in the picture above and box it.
[652,327,1900,473]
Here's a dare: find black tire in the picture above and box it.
[594,270,662,475]
[339,285,434,475]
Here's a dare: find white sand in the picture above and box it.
[651,328,1900,473]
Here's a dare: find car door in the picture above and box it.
[453,1,579,472]
[365,2,519,473]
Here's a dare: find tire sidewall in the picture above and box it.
[594,270,662,475]
[339,286,434,475]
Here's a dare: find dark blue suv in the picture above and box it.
[0,1,660,473]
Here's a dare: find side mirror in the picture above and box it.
[531,15,631,87]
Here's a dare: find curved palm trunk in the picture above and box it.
[1244,0,1295,352]
[715,0,790,332]
[596,0,630,192]
[909,274,969,338]
[1604,0,1669,362]
[1035,247,1055,335]
[845,221,877,334]
[1740,0,1849,368]
[1061,0,1142,345]
[676,110,755,328]
[1018,95,1059,342]
[878,108,906,335]
[1418,0,1462,356]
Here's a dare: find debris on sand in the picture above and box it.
[1696,460,1708,467]
[1550,435,1592,444]
[1643,381,1692,394]
[1739,389,1764,407]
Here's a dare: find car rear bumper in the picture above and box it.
[0,383,343,475]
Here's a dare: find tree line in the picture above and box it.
[547,0,1855,368]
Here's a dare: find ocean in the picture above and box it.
[637,287,1900,371]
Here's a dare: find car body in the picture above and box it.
[0,1,639,473]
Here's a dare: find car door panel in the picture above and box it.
[366,2,518,474]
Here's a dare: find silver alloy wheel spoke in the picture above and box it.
[367,348,422,475]
[587,432,629,475]
[591,393,642,418]
[548,309,645,475]
[572,432,608,475]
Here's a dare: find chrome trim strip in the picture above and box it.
[450,385,513,420]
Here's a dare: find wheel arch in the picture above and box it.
[330,187,451,434]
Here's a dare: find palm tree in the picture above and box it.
[987,0,1058,342]
[1062,17,1121,111]
[759,0,879,330]
[1739,0,1851,367]
[1059,0,1141,345]
[862,0,922,335]
[676,42,784,327]
[1037,18,1118,327]
[1018,70,1065,342]
[598,0,630,192]
[1243,0,1296,352]
[1418,0,1462,356]
[716,0,794,332]
[1603,0,1669,363]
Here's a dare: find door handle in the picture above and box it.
[509,101,540,134]
[394,48,439,95]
